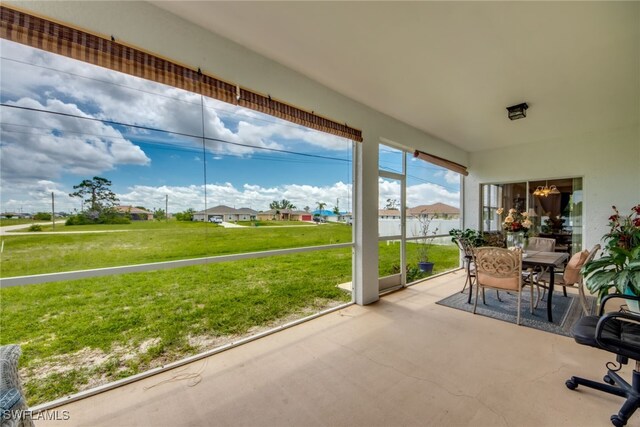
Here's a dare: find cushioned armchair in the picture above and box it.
[472,247,533,325]
[537,244,600,314]
[567,294,640,426]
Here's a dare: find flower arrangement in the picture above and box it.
[606,205,640,251]
[496,207,533,235]
[583,204,640,299]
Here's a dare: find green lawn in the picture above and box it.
[0,218,45,226]
[1,221,351,277]
[0,222,459,405]
[1,249,353,405]
[235,220,314,227]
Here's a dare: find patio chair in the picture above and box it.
[526,236,556,252]
[456,238,476,294]
[536,244,600,315]
[522,237,557,299]
[472,247,532,325]
[567,293,640,426]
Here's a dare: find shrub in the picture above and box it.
[28,224,42,232]
[33,212,52,220]
[65,210,130,226]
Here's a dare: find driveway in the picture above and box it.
[219,221,245,228]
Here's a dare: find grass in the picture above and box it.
[379,241,460,279]
[235,220,314,227]
[0,221,351,277]
[0,221,460,405]
[1,249,353,405]
[0,218,46,226]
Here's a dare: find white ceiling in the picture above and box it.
[152,1,639,152]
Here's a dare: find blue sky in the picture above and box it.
[0,40,459,214]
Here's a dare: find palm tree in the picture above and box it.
[316,201,327,219]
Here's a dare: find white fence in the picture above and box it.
[379,218,460,241]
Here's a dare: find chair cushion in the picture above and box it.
[572,315,640,361]
[563,250,589,284]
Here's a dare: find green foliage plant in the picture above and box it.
[583,204,640,300]
[449,228,486,248]
[33,212,52,220]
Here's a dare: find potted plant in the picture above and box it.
[415,212,439,273]
[449,228,486,248]
[583,205,640,308]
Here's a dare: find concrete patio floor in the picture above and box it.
[39,270,627,426]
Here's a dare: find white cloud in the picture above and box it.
[443,170,461,185]
[1,97,150,185]
[379,178,460,209]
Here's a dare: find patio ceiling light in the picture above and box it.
[506,102,529,120]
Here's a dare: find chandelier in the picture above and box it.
[533,181,560,197]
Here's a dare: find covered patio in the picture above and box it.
[1,1,638,426]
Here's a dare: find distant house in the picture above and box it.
[0,212,31,219]
[192,205,258,222]
[115,205,154,220]
[407,203,460,219]
[258,209,313,221]
[378,209,401,219]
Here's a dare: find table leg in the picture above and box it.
[547,266,554,322]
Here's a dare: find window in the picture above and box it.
[0,38,355,405]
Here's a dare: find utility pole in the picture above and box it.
[165,194,168,222]
[51,192,55,230]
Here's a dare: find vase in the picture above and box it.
[506,232,525,249]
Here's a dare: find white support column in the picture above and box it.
[353,138,380,305]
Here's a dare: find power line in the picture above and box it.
[0,104,351,163]
[0,55,345,137]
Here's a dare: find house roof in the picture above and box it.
[195,205,258,215]
[115,205,152,215]
[407,203,460,216]
[378,209,401,216]
[261,209,309,215]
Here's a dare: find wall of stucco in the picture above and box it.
[464,125,640,250]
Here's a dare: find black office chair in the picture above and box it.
[567,294,640,426]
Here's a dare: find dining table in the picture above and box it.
[522,250,569,322]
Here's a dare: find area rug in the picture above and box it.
[436,288,597,337]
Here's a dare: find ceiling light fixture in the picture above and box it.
[533,181,560,197]
[506,102,529,120]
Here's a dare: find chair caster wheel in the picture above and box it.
[565,379,578,390]
[604,375,615,385]
[610,415,626,426]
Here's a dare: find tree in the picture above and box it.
[304,206,310,212]
[332,206,340,215]
[316,201,326,213]
[269,199,296,210]
[33,212,52,220]
[385,198,399,210]
[175,208,195,222]
[153,208,166,221]
[69,177,118,212]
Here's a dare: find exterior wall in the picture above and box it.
[11,0,467,305]
[464,125,640,251]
